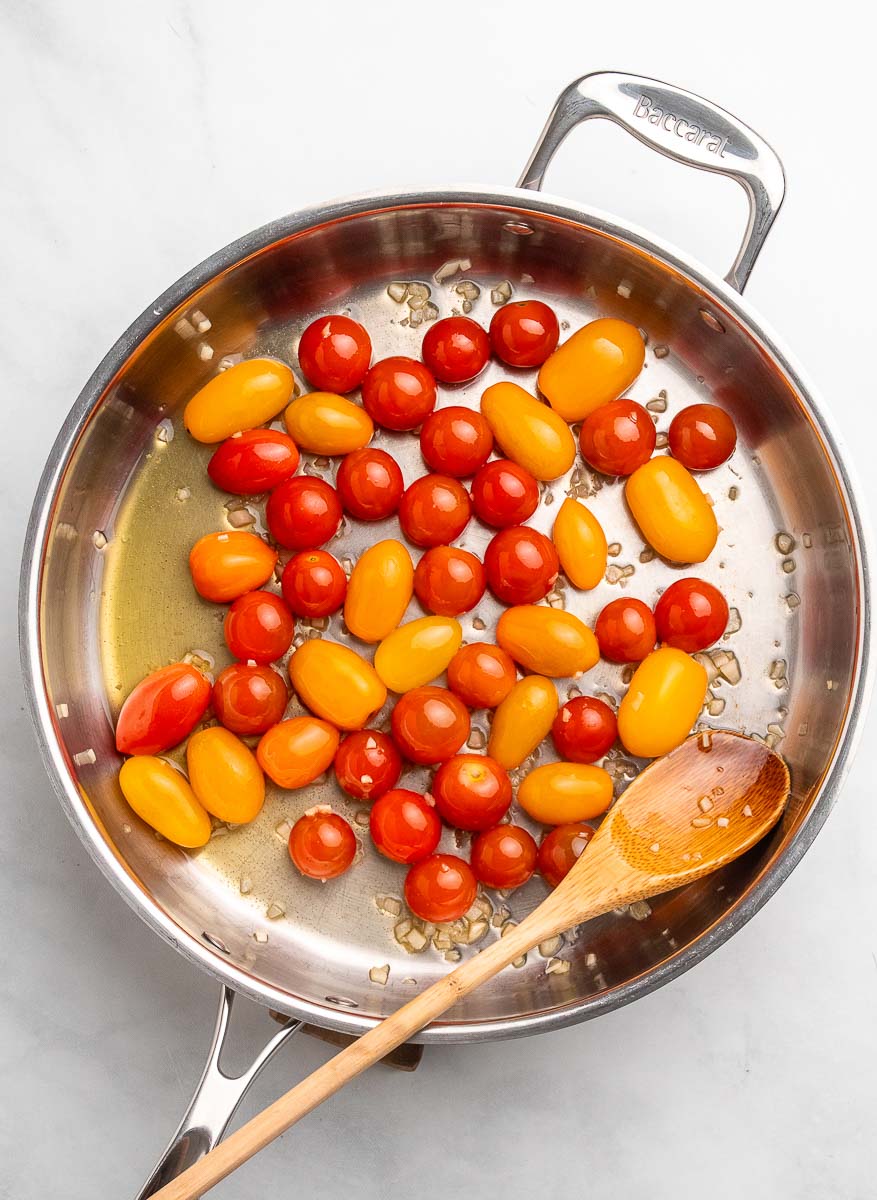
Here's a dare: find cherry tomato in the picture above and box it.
[431,754,512,831]
[654,577,729,652]
[207,430,300,495]
[518,762,612,824]
[580,398,656,476]
[497,606,598,678]
[489,300,560,368]
[334,730,402,801]
[281,550,347,617]
[391,686,470,764]
[288,808,356,880]
[471,459,539,528]
[257,717,340,789]
[419,406,494,476]
[413,546,486,616]
[297,315,371,393]
[184,358,294,443]
[361,357,437,430]
[480,382,576,481]
[471,825,538,889]
[626,457,718,564]
[266,477,342,550]
[537,823,595,888]
[421,317,490,384]
[289,640,386,731]
[374,616,462,692]
[538,318,645,423]
[552,697,617,763]
[398,474,471,548]
[617,647,707,758]
[484,526,559,605]
[447,643,517,709]
[336,448,404,520]
[224,590,294,663]
[669,403,737,471]
[370,788,442,864]
[594,598,657,663]
[212,663,288,736]
[404,854,477,922]
[118,757,211,848]
[189,531,277,603]
[115,663,211,756]
[186,726,265,824]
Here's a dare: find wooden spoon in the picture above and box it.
[153,730,789,1200]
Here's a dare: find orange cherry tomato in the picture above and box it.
[283,392,373,455]
[617,647,707,758]
[265,477,342,551]
[552,497,607,590]
[480,381,576,481]
[594,598,657,663]
[484,526,559,605]
[289,640,387,731]
[552,697,617,763]
[362,356,437,430]
[625,457,718,564]
[115,663,211,756]
[281,551,347,618]
[391,686,470,764]
[489,300,560,367]
[669,403,737,471]
[488,675,558,770]
[447,642,517,709]
[207,429,300,495]
[186,726,265,824]
[334,730,402,801]
[398,474,472,548]
[297,315,372,393]
[538,318,645,422]
[344,539,414,644]
[289,808,356,879]
[471,459,540,528]
[118,757,212,848]
[336,448,404,520]
[496,606,599,678]
[471,825,538,889]
[184,358,294,443]
[537,822,595,887]
[212,663,288,736]
[257,717,340,789]
[419,406,494,476]
[421,317,490,384]
[431,754,512,831]
[369,788,441,864]
[189,531,277,603]
[654,577,729,652]
[413,546,486,616]
[404,854,477,922]
[580,398,656,476]
[374,616,462,692]
[518,762,613,825]
[224,590,294,663]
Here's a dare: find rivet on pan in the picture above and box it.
[202,931,231,954]
[502,220,534,236]
[699,308,726,333]
[325,995,359,1008]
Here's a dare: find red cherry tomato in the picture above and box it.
[413,546,486,616]
[489,300,560,368]
[404,854,477,922]
[281,550,347,617]
[654,577,729,652]
[266,477,342,550]
[391,686,470,764]
[471,459,539,528]
[421,317,490,384]
[288,809,357,880]
[471,825,538,888]
[431,754,512,831]
[668,404,737,471]
[336,447,404,520]
[212,663,288,736]
[419,406,494,477]
[361,356,437,430]
[115,663,211,756]
[580,399,656,476]
[369,788,442,864]
[334,730,402,801]
[297,315,372,393]
[594,598,657,662]
[224,590,294,663]
[552,696,617,763]
[398,474,472,548]
[447,643,517,709]
[537,823,595,888]
[207,430,300,495]
[484,525,559,605]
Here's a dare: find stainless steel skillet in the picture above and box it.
[19,71,872,1196]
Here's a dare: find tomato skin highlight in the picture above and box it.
[471,459,540,528]
[334,730,402,801]
[580,398,656,476]
[224,590,294,664]
[289,640,387,731]
[419,406,493,476]
[413,546,486,616]
[281,551,347,618]
[398,474,471,548]
[518,761,613,825]
[189,531,277,603]
[186,726,265,824]
[404,854,477,922]
[594,598,657,663]
[212,663,288,736]
[551,697,617,763]
[447,642,517,709]
[207,429,300,495]
[489,300,560,367]
[266,477,342,551]
[669,403,737,471]
[257,717,340,789]
[289,810,356,879]
[617,647,708,758]
[297,315,371,393]
[283,392,373,455]
[538,318,645,422]
[538,823,594,887]
[344,539,414,644]
[421,317,490,384]
[116,663,211,756]
[370,788,442,864]
[471,825,538,889]
[361,356,437,430]
[431,754,512,831]
[484,526,559,605]
[391,686,470,764]
[118,756,212,848]
[654,577,729,652]
[184,358,294,443]
[336,448,404,520]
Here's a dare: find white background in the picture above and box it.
[2,3,876,1198]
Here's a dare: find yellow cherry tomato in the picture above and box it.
[344,540,414,643]
[184,358,295,443]
[538,318,645,422]
[186,726,265,824]
[374,616,463,692]
[118,756,212,848]
[518,762,613,825]
[488,675,558,769]
[625,456,718,564]
[496,606,599,678]
[283,392,373,455]
[289,639,387,730]
[256,716,340,788]
[480,381,576,481]
[189,531,277,603]
[552,497,607,590]
[617,647,708,758]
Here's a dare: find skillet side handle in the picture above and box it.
[517,70,786,293]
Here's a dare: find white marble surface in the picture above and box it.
[2,4,876,1198]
